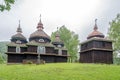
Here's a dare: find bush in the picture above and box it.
[0,54,4,64]
[36,59,45,65]
[114,58,120,65]
[26,60,33,64]
[40,60,45,64]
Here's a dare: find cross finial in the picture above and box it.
[95,19,97,24]
[19,20,20,23]
[94,19,98,31]
[40,14,41,18]
[37,14,44,30]
[17,20,22,33]
[19,20,20,26]
[55,27,60,39]
[57,27,59,31]
[18,20,21,28]
[40,14,41,22]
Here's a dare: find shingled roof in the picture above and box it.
[11,20,27,43]
[29,15,51,41]
[30,29,50,40]
[12,33,26,40]
[87,19,104,39]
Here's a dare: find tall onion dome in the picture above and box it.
[87,19,104,39]
[11,20,27,44]
[52,28,64,47]
[29,15,51,43]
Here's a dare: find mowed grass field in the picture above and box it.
[0,63,120,80]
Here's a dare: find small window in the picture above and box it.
[16,40,21,44]
[16,46,21,53]
[37,46,45,54]
[39,39,44,42]
[58,49,62,55]
[57,45,62,48]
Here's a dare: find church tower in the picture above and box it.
[52,28,68,62]
[79,19,113,64]
[6,20,27,63]
[25,15,68,63]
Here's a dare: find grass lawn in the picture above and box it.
[0,63,120,80]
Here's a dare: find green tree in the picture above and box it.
[108,14,120,64]
[51,25,79,62]
[0,0,15,11]
[0,53,4,63]
[0,42,8,62]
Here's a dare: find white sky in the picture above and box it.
[0,0,120,42]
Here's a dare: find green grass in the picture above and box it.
[0,63,120,80]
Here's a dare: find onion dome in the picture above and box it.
[87,19,104,39]
[52,27,64,47]
[11,20,27,44]
[29,15,51,42]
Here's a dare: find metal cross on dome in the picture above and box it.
[95,19,97,24]
[40,14,41,22]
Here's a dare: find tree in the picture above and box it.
[0,53,4,63]
[0,0,15,12]
[108,14,120,64]
[0,42,8,63]
[51,25,79,62]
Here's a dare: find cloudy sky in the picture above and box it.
[0,0,120,42]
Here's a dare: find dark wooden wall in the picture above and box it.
[81,41,93,51]
[8,46,16,52]
[55,56,67,62]
[8,46,27,52]
[46,47,54,53]
[80,51,93,63]
[21,47,27,52]
[27,46,37,52]
[25,54,37,59]
[7,54,24,63]
[7,45,68,63]
[81,40,112,51]
[27,46,55,54]
[80,40,113,64]
[93,41,112,49]
[54,50,58,54]
[41,55,55,63]
[93,50,113,64]
[80,50,113,64]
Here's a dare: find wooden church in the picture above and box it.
[79,19,113,64]
[6,16,68,63]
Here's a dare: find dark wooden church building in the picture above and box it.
[6,17,68,63]
[79,19,113,64]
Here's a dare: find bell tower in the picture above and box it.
[80,19,113,64]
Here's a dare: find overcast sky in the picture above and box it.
[0,0,120,42]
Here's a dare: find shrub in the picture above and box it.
[26,60,33,64]
[0,54,4,64]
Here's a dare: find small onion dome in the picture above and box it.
[11,33,27,42]
[52,28,64,47]
[29,15,51,42]
[11,20,27,43]
[87,19,104,39]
